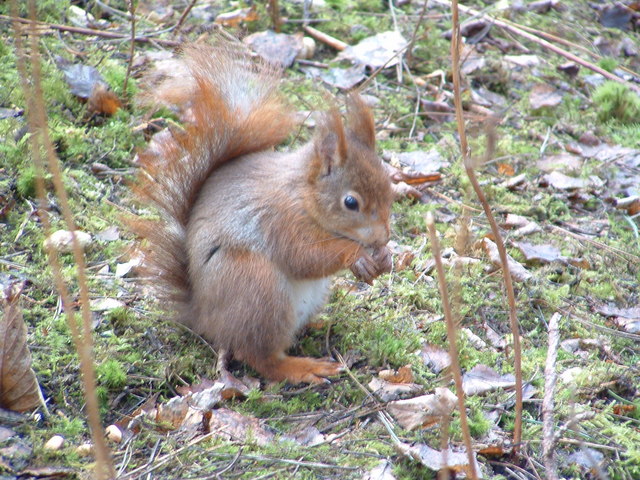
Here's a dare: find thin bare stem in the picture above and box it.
[172,0,197,36]
[11,2,115,478]
[426,212,477,480]
[434,0,640,94]
[1,15,180,47]
[449,0,523,451]
[542,312,561,480]
[122,0,136,97]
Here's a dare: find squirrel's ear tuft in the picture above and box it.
[311,109,347,177]
[346,93,376,150]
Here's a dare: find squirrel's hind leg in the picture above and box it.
[254,353,343,385]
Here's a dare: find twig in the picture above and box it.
[1,15,180,47]
[10,2,115,479]
[122,0,136,98]
[542,312,561,480]
[172,0,197,36]
[449,0,523,452]
[268,0,282,32]
[303,25,348,51]
[426,212,478,480]
[433,0,640,94]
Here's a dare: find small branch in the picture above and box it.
[122,0,136,97]
[433,0,640,94]
[303,25,348,51]
[172,0,197,36]
[449,0,523,451]
[1,15,180,47]
[268,0,282,32]
[426,212,478,480]
[11,3,115,479]
[542,312,561,480]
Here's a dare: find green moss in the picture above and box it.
[597,57,618,73]
[592,81,640,124]
[96,359,127,389]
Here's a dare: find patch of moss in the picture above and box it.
[592,81,640,125]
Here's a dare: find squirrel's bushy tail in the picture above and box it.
[132,43,296,307]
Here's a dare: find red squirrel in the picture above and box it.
[132,43,393,384]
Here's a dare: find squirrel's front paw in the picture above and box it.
[351,246,392,285]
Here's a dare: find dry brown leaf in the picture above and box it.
[482,238,532,282]
[368,377,423,402]
[363,460,396,480]
[379,365,414,384]
[0,282,44,413]
[387,387,457,431]
[208,408,275,446]
[338,31,408,69]
[540,171,588,190]
[420,344,451,373]
[529,83,563,110]
[244,31,303,68]
[462,365,515,396]
[214,6,258,27]
[497,163,515,176]
[397,442,482,477]
[514,241,563,265]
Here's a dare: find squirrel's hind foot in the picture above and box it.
[257,354,344,384]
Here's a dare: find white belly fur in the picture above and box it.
[290,277,332,331]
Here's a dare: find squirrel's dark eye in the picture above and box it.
[344,195,359,211]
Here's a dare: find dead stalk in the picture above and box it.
[10,1,115,478]
[172,0,197,36]
[449,0,523,451]
[542,312,561,480]
[122,0,136,97]
[435,0,640,94]
[426,212,477,480]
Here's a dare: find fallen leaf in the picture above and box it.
[462,365,515,396]
[364,460,396,480]
[282,425,325,447]
[514,242,563,264]
[214,5,258,27]
[369,377,422,402]
[483,238,532,282]
[379,365,414,384]
[567,448,606,471]
[537,153,583,173]
[529,84,563,110]
[90,298,125,312]
[387,388,457,430]
[95,226,120,242]
[420,100,455,123]
[397,442,482,477]
[316,65,366,90]
[208,408,275,446]
[497,163,515,176]
[56,58,121,116]
[244,31,303,68]
[339,31,408,68]
[420,344,451,373]
[504,54,541,67]
[0,282,44,413]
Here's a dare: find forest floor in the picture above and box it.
[1,0,640,479]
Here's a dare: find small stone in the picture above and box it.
[44,230,91,253]
[76,443,94,456]
[44,435,65,451]
[105,425,122,443]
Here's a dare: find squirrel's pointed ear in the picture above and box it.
[346,93,376,149]
[311,109,347,177]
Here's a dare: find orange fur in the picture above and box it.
[131,43,393,384]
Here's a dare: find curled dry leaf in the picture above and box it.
[397,442,482,478]
[363,460,396,480]
[244,31,304,68]
[214,5,258,27]
[529,84,564,110]
[208,408,275,447]
[462,365,515,396]
[368,376,422,402]
[338,31,408,69]
[0,282,44,413]
[482,238,532,282]
[379,365,414,384]
[420,344,451,373]
[387,387,457,431]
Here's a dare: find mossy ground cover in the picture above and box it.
[1,1,639,479]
